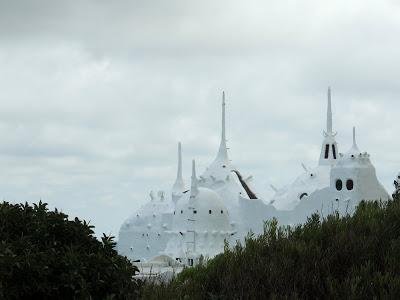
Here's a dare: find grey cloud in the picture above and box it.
[0,0,398,236]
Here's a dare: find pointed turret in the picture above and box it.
[190,160,199,198]
[319,87,339,166]
[352,127,359,150]
[216,91,229,160]
[172,142,186,202]
[347,126,361,155]
[200,91,234,182]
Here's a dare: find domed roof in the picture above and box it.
[172,160,231,233]
[120,190,172,231]
[176,187,228,213]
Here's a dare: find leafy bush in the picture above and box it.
[141,195,400,299]
[0,201,140,299]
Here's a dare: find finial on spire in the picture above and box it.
[190,159,199,197]
[217,91,228,160]
[327,87,333,134]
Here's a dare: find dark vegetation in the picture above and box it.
[3,194,400,299]
[0,201,140,299]
[141,193,400,299]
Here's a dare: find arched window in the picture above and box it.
[180,210,183,214]
[299,193,308,200]
[332,144,337,159]
[325,144,330,159]
[336,179,343,191]
[209,210,212,214]
[221,210,224,214]
[346,179,354,190]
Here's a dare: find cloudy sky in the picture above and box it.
[0,0,399,237]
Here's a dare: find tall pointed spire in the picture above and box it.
[190,159,199,197]
[216,91,228,160]
[172,142,185,198]
[177,142,183,181]
[327,87,333,134]
[319,87,338,166]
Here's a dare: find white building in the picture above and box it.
[293,127,389,223]
[270,88,338,211]
[118,89,390,266]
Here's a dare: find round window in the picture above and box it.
[346,179,354,190]
[336,179,343,191]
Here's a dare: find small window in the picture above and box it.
[346,179,354,191]
[221,210,224,214]
[174,211,175,215]
[336,179,343,191]
[332,144,337,159]
[193,210,197,214]
[180,210,183,214]
[325,144,330,159]
[209,210,212,214]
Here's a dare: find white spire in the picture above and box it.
[177,142,183,181]
[216,91,228,160]
[190,159,199,197]
[172,142,185,197]
[351,126,360,152]
[327,87,333,134]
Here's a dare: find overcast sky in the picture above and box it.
[0,0,399,237]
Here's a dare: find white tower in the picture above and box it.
[318,87,339,166]
[201,91,233,182]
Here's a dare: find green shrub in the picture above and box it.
[141,195,400,299]
[0,201,140,299]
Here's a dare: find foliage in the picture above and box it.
[141,194,400,299]
[0,201,140,300]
